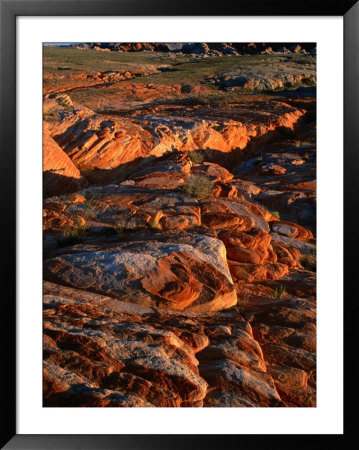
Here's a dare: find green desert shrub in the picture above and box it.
[270,210,280,220]
[114,217,139,233]
[265,208,280,219]
[274,285,286,299]
[182,175,214,199]
[57,218,87,247]
[188,150,205,164]
[66,202,95,221]
[263,206,280,220]
[86,191,103,201]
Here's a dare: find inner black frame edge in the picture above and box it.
[1,0,357,448]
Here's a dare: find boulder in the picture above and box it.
[43,233,237,313]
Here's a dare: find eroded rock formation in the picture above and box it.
[43,46,317,408]
[43,127,87,197]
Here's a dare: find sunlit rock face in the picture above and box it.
[43,45,317,408]
[43,127,87,197]
[44,232,237,313]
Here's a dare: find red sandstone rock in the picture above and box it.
[44,99,304,184]
[43,127,86,197]
[43,232,237,313]
[42,50,316,409]
[191,162,234,182]
[271,220,313,240]
[43,281,305,408]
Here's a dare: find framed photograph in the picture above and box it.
[1,0,356,448]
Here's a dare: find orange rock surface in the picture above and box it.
[43,46,317,408]
[43,127,86,197]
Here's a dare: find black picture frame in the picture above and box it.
[1,0,357,448]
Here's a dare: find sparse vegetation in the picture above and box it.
[263,206,280,220]
[81,203,95,221]
[274,285,286,299]
[86,191,103,201]
[57,217,87,247]
[300,251,316,271]
[66,202,96,221]
[44,46,315,109]
[188,150,205,164]
[182,175,214,199]
[114,217,140,233]
[269,210,280,219]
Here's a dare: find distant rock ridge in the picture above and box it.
[70,42,316,56]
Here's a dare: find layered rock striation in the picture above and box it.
[43,47,316,407]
